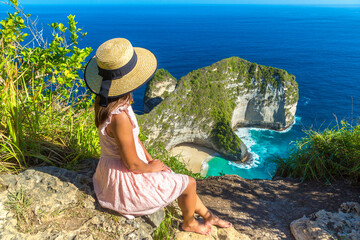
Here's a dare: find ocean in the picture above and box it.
[2,4,360,179]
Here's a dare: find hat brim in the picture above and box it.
[84,47,158,98]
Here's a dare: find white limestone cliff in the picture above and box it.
[139,57,298,161]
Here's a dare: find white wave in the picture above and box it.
[236,128,256,147]
[232,115,301,169]
[200,154,218,177]
[232,128,260,169]
[278,115,301,133]
[241,115,301,134]
[200,160,209,177]
[228,154,260,169]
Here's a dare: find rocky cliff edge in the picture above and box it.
[1,164,359,240]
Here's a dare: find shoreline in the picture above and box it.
[169,118,297,177]
[169,143,217,176]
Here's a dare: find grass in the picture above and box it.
[4,188,33,232]
[0,47,99,173]
[273,120,360,183]
[0,0,98,174]
[153,203,183,239]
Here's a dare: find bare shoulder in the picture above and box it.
[110,111,135,147]
[112,111,130,123]
[110,112,133,132]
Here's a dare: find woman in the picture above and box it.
[84,38,231,235]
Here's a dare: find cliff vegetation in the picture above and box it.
[143,69,177,113]
[274,120,360,183]
[140,57,299,160]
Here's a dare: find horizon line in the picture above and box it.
[20,3,360,5]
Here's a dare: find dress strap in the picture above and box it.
[100,104,136,136]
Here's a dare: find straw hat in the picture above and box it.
[84,38,157,106]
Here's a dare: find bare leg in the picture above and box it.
[178,177,212,235]
[195,195,232,228]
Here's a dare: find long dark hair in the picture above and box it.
[94,93,132,128]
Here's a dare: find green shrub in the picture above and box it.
[211,115,242,155]
[0,0,97,173]
[153,206,182,239]
[273,121,360,183]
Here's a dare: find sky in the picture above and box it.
[19,0,360,5]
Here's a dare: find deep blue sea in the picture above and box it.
[2,4,360,179]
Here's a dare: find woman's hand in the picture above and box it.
[148,159,166,172]
[149,159,172,173]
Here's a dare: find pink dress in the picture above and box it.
[93,104,189,219]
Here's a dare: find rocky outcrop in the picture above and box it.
[0,162,248,240]
[139,57,298,161]
[231,72,298,130]
[1,164,359,240]
[144,69,177,113]
[196,174,360,239]
[0,160,164,240]
[290,202,360,240]
[174,226,251,240]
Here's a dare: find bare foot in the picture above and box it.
[181,218,212,235]
[204,212,232,228]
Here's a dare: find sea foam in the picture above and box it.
[230,115,301,170]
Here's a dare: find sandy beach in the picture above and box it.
[169,143,217,174]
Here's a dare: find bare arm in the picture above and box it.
[138,138,153,162]
[138,133,172,172]
[109,112,166,173]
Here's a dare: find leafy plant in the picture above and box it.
[0,0,97,173]
[153,204,183,240]
[273,121,360,183]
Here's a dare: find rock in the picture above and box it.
[290,202,360,240]
[217,227,252,240]
[174,226,251,240]
[0,165,255,240]
[0,164,164,240]
[196,175,360,239]
[138,57,298,161]
[143,210,166,228]
[1,165,359,240]
[144,69,177,113]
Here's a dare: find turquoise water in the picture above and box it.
[206,117,303,179]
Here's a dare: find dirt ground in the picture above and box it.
[196,175,360,240]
